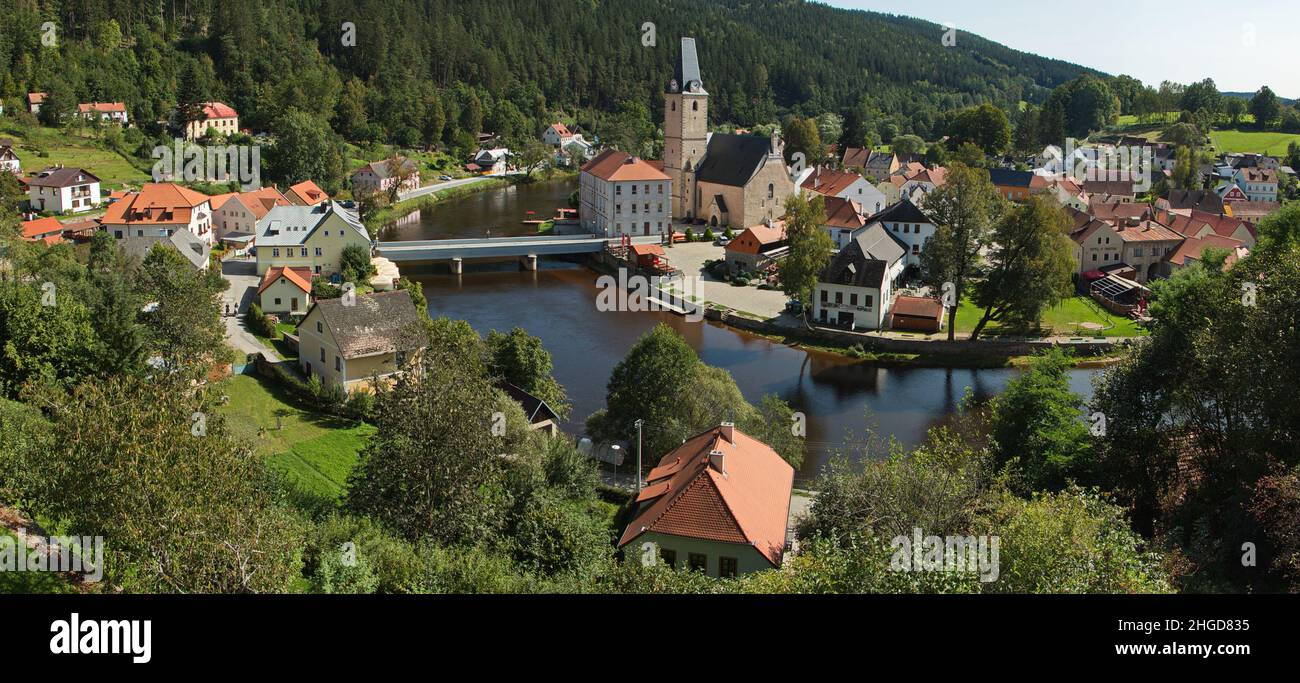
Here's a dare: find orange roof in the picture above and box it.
[1165,233,1245,267]
[78,102,126,114]
[822,196,865,230]
[200,102,238,119]
[21,217,64,242]
[892,295,944,319]
[288,180,328,205]
[549,122,572,137]
[630,243,665,257]
[726,221,787,255]
[257,266,313,295]
[801,167,865,196]
[27,92,46,104]
[101,183,210,226]
[207,192,238,210]
[214,187,290,219]
[618,424,793,566]
[581,150,670,182]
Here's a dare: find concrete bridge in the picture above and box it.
[376,233,663,272]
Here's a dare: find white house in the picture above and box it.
[26,92,45,115]
[183,102,239,141]
[543,122,576,146]
[579,150,672,238]
[26,167,102,214]
[351,158,420,198]
[77,102,128,124]
[800,166,887,216]
[0,139,20,175]
[857,197,937,268]
[1231,167,1278,203]
[813,222,907,330]
[210,187,292,241]
[101,183,214,247]
[467,148,510,175]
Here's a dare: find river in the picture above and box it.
[402,178,1098,480]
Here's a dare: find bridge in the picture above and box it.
[376,233,664,272]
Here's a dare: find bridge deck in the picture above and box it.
[376,234,662,261]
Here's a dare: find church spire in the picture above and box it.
[668,37,705,94]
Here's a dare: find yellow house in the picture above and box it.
[297,289,425,390]
[257,266,313,316]
[255,200,372,277]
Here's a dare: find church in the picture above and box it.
[663,37,796,229]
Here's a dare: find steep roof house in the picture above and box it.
[814,222,907,330]
[254,200,371,277]
[618,423,794,577]
[286,180,330,206]
[297,289,425,391]
[101,183,212,246]
[26,166,103,214]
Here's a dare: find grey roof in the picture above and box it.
[671,37,703,93]
[496,380,559,425]
[822,223,905,290]
[311,290,423,359]
[695,133,776,187]
[26,166,100,188]
[986,168,1034,188]
[1164,190,1225,213]
[864,197,935,226]
[356,157,417,180]
[256,201,367,247]
[121,230,211,270]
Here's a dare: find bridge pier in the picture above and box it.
[522,254,537,271]
[450,257,463,274]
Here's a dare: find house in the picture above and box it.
[26,92,46,115]
[542,122,576,146]
[898,167,946,201]
[297,289,424,390]
[1071,217,1184,283]
[496,380,561,436]
[121,226,212,270]
[77,102,128,125]
[814,222,906,329]
[860,197,937,268]
[467,148,510,175]
[1231,167,1278,203]
[1081,178,1137,203]
[846,149,900,180]
[26,166,102,214]
[800,166,887,215]
[20,217,66,245]
[257,265,313,317]
[578,150,672,238]
[0,139,20,175]
[1161,189,1225,215]
[286,180,329,206]
[210,187,291,242]
[183,102,239,140]
[102,183,213,247]
[254,200,371,277]
[987,168,1049,201]
[662,37,795,227]
[890,295,946,333]
[1215,182,1250,204]
[724,220,787,275]
[821,196,867,249]
[630,243,667,270]
[617,423,793,577]
[1225,201,1279,226]
[351,157,421,197]
[1164,233,1247,276]
[1163,210,1256,248]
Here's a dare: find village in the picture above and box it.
[0,3,1298,613]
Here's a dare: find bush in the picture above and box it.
[703,228,715,241]
[245,303,276,338]
[684,228,695,242]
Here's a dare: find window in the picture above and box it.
[319,347,325,362]
[911,244,919,254]
[273,248,280,257]
[334,356,341,372]
[315,247,323,256]
[864,295,874,308]
[317,321,323,333]
[835,292,843,304]
[849,293,858,306]
[903,224,910,233]
[768,183,774,199]
[820,290,828,302]
[661,549,677,568]
[301,248,308,257]
[274,298,282,306]
[692,101,698,111]
[688,553,707,572]
[719,557,738,578]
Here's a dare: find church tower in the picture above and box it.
[663,37,708,219]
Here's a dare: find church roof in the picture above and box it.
[671,37,703,93]
[695,133,776,188]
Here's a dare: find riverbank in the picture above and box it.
[371,170,578,234]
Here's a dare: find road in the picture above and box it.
[396,172,522,202]
[219,257,271,357]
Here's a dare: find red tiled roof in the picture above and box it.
[78,102,126,114]
[801,167,865,196]
[580,149,670,182]
[892,295,944,319]
[102,183,210,226]
[21,217,64,242]
[549,122,572,137]
[1165,233,1245,267]
[618,424,794,567]
[257,266,313,295]
[726,221,787,255]
[822,196,866,230]
[200,102,238,119]
[630,243,665,257]
[287,180,328,205]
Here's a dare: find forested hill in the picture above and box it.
[0,0,1096,148]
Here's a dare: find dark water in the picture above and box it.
[384,177,576,241]
[418,263,1099,481]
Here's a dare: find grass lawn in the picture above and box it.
[1210,128,1300,156]
[216,374,375,502]
[0,121,152,190]
[954,295,1145,338]
[251,322,299,361]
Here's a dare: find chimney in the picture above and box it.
[708,449,727,477]
[719,421,735,444]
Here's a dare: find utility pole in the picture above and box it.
[634,419,644,492]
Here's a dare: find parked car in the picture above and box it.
[715,237,731,246]
[439,175,453,181]
[785,298,804,314]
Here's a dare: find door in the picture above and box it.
[291,297,299,312]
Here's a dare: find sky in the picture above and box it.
[825,0,1300,99]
